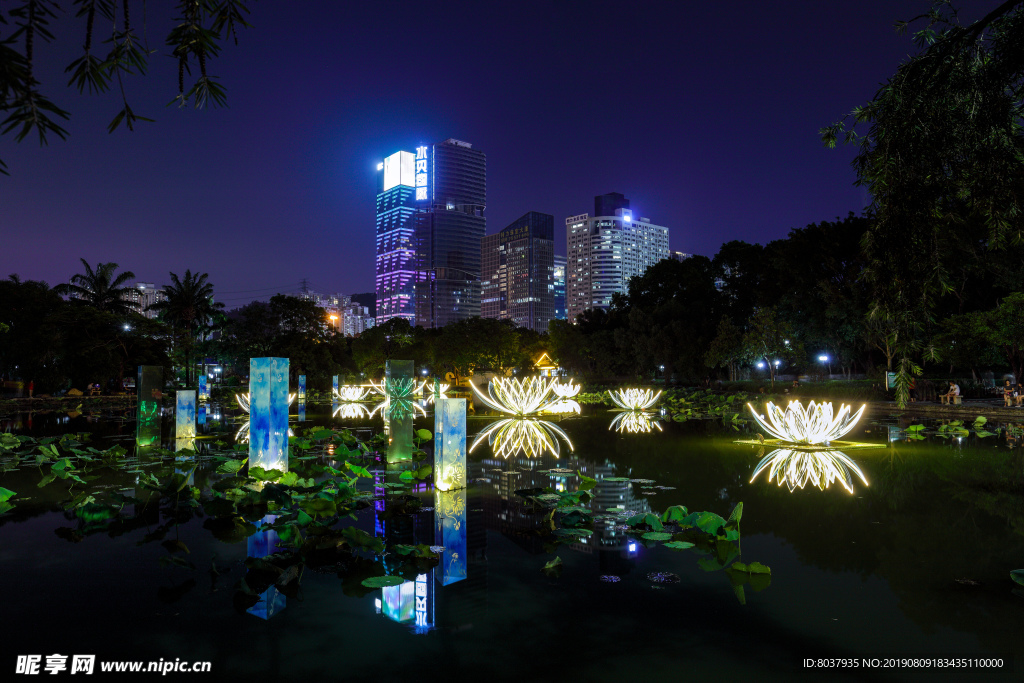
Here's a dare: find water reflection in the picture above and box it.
[470,418,574,459]
[544,399,581,415]
[609,410,663,433]
[750,447,869,493]
[246,514,286,620]
[435,488,467,586]
[332,403,372,419]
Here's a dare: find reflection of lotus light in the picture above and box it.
[333,403,372,419]
[368,377,426,399]
[334,386,371,402]
[747,400,866,445]
[608,388,661,410]
[545,399,581,414]
[551,380,581,399]
[426,383,450,404]
[369,397,426,420]
[469,418,574,459]
[471,377,554,415]
[610,411,663,433]
[236,420,294,443]
[236,393,296,413]
[750,448,869,493]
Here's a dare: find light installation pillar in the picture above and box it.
[298,374,306,401]
[332,375,339,396]
[136,365,163,450]
[385,360,414,463]
[175,390,196,440]
[197,404,206,428]
[198,374,209,402]
[433,398,466,491]
[249,357,289,472]
[434,487,467,586]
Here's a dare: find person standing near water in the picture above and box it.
[28,380,33,398]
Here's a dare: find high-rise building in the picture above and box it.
[126,283,167,319]
[414,139,487,328]
[566,193,670,321]
[552,254,566,321]
[375,139,486,329]
[481,211,555,331]
[375,151,421,326]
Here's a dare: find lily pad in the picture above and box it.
[664,541,695,550]
[641,532,673,541]
[1011,570,1024,586]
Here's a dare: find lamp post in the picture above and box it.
[818,354,831,379]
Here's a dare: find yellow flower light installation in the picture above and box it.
[746,400,866,445]
[236,393,296,413]
[469,418,574,459]
[609,410,662,434]
[334,386,371,402]
[750,448,869,493]
[551,380,581,399]
[608,388,662,410]
[471,376,555,415]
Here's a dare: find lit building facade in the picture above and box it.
[127,282,167,319]
[375,151,421,325]
[566,192,670,321]
[481,211,554,331]
[552,254,566,321]
[414,139,487,329]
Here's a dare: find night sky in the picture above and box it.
[1,1,997,307]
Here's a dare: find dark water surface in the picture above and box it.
[1,403,1022,682]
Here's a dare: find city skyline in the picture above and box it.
[2,1,997,304]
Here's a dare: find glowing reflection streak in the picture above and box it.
[369,397,426,420]
[746,400,866,445]
[333,403,372,419]
[750,448,868,493]
[544,399,581,414]
[471,377,555,415]
[236,392,296,413]
[469,418,573,459]
[607,388,662,410]
[609,411,662,433]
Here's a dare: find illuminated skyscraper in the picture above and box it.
[481,211,554,331]
[414,139,487,328]
[375,151,420,325]
[566,193,670,321]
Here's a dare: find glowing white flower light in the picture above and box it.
[607,388,662,410]
[469,418,574,459]
[368,377,426,399]
[750,448,868,493]
[471,377,555,415]
[610,411,663,434]
[551,380,581,399]
[746,400,866,445]
[544,399,582,415]
[332,403,372,419]
[334,386,371,402]
[236,393,296,413]
[425,383,450,404]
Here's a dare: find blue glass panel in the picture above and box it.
[249,358,289,472]
[175,390,196,440]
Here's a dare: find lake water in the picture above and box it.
[1,401,1021,682]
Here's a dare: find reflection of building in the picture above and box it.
[553,254,566,321]
[566,192,670,321]
[126,282,167,318]
[481,211,555,331]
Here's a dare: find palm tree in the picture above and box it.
[54,259,139,316]
[149,270,223,386]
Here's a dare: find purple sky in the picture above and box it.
[1,1,996,306]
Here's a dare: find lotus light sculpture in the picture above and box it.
[746,400,865,445]
[469,417,573,459]
[368,377,425,399]
[471,377,555,416]
[426,383,450,404]
[750,448,868,493]
[544,399,582,415]
[334,386,371,402]
[551,380,581,399]
[608,388,661,410]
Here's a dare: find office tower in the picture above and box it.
[670,251,692,262]
[414,139,487,328]
[566,193,670,321]
[552,254,566,321]
[375,150,420,325]
[480,211,554,331]
[125,283,167,319]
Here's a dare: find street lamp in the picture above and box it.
[756,361,765,369]
[818,355,829,362]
